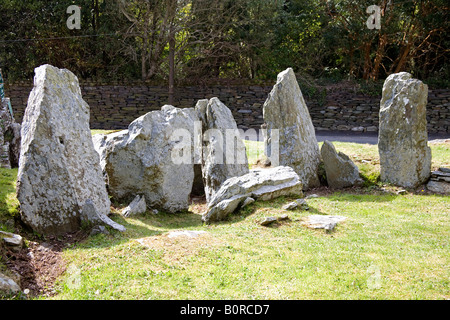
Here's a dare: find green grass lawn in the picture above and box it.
[1,135,449,300]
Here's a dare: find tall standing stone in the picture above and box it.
[196,98,249,203]
[262,68,320,189]
[16,64,114,235]
[378,72,431,188]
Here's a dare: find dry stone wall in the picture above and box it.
[5,81,449,134]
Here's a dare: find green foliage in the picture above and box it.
[0,0,448,84]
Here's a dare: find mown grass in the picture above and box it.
[1,134,449,300]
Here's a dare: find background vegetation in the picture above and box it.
[1,0,448,89]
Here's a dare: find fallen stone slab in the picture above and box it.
[202,166,303,223]
[304,215,347,231]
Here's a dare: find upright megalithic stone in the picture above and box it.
[16,64,119,235]
[196,98,249,203]
[378,72,431,188]
[262,68,320,190]
[93,105,200,213]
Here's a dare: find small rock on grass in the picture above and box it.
[0,231,23,252]
[282,198,309,211]
[260,214,290,226]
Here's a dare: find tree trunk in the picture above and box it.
[370,33,387,80]
[394,43,412,73]
[168,30,175,105]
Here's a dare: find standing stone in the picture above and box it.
[321,140,363,188]
[262,68,320,190]
[378,72,431,188]
[0,98,20,168]
[16,64,113,235]
[95,105,200,213]
[197,98,249,203]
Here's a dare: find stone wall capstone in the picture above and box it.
[4,81,449,134]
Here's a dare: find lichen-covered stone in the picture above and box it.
[197,98,249,203]
[0,98,20,168]
[262,68,320,189]
[16,64,112,235]
[95,105,200,213]
[202,166,303,223]
[378,72,431,188]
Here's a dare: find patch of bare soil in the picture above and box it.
[1,231,86,298]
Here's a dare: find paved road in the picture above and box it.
[242,129,449,144]
[315,130,449,144]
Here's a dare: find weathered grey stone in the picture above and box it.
[16,65,111,235]
[202,166,303,223]
[438,167,450,174]
[427,180,450,194]
[305,215,347,231]
[241,197,255,208]
[122,195,147,217]
[197,98,249,203]
[262,68,320,190]
[95,105,200,213]
[0,272,21,296]
[0,231,23,251]
[81,199,126,232]
[378,72,431,188]
[282,198,309,211]
[260,214,290,226]
[81,199,125,232]
[430,170,450,182]
[0,98,20,168]
[321,140,363,189]
[260,216,278,226]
